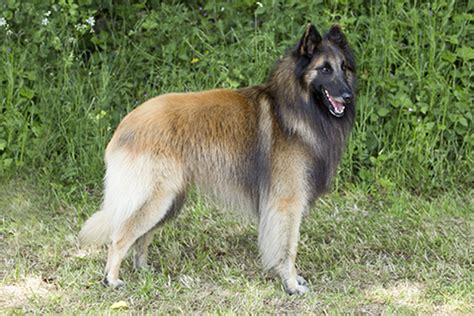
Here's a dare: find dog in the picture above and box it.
[79,23,357,295]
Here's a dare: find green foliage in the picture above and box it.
[0,0,472,193]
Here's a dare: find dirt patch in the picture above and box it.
[367,281,425,308]
[0,276,55,309]
[365,281,469,313]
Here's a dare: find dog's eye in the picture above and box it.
[320,66,331,74]
[341,62,350,72]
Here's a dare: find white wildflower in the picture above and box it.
[86,16,95,27]
[0,17,7,27]
[408,108,413,112]
[42,18,49,26]
[6,29,13,36]
[45,11,51,16]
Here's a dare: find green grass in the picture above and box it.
[1,177,472,314]
[0,1,472,314]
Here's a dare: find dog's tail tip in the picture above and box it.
[78,210,112,246]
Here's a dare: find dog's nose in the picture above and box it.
[342,92,353,103]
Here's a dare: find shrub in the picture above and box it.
[0,1,472,194]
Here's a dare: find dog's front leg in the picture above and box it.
[258,197,309,295]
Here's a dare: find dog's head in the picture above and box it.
[294,24,357,118]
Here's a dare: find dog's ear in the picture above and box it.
[327,24,347,48]
[298,23,322,58]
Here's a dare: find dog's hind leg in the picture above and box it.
[104,189,177,288]
[132,192,186,271]
[99,152,185,287]
[132,230,155,271]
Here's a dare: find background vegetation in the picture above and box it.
[1,0,472,193]
[1,0,472,314]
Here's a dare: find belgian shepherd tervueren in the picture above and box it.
[79,23,357,295]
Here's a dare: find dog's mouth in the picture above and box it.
[323,89,346,117]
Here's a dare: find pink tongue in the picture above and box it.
[329,95,345,113]
[332,100,344,113]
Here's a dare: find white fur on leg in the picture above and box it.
[103,150,157,232]
[258,202,306,294]
[100,151,183,241]
[258,209,291,271]
[105,191,175,287]
[79,150,157,246]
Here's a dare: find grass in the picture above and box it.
[1,177,472,314]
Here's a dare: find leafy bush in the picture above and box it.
[0,0,472,194]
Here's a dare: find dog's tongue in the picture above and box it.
[332,99,345,114]
[328,94,345,114]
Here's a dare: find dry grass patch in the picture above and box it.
[0,276,56,310]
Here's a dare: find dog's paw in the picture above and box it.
[296,275,309,287]
[284,275,310,295]
[102,276,125,289]
[285,283,310,295]
[133,262,154,272]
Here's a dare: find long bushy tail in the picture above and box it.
[79,150,156,246]
[79,210,113,245]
